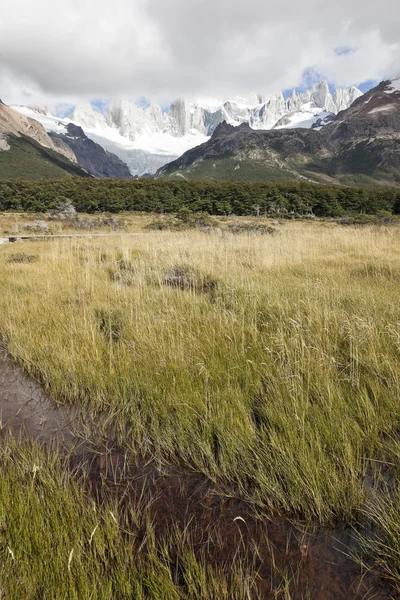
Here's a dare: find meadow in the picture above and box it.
[1,213,400,598]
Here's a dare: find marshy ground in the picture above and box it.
[0,213,400,598]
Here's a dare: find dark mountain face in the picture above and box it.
[157,79,400,186]
[318,80,400,180]
[50,124,132,179]
[328,81,400,143]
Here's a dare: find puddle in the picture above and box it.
[0,350,78,447]
[0,350,395,599]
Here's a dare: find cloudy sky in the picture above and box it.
[0,0,399,108]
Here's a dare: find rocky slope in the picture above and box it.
[156,79,400,186]
[49,124,132,179]
[0,100,77,163]
[0,100,93,180]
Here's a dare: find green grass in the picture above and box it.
[167,158,302,182]
[336,173,394,187]
[0,134,90,180]
[162,148,400,188]
[0,438,253,600]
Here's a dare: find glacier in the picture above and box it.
[12,81,362,176]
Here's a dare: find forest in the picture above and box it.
[0,178,399,216]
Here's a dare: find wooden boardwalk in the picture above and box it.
[0,232,147,243]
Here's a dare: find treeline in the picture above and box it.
[0,178,399,216]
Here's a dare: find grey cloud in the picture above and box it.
[0,0,399,105]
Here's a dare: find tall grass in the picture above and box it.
[0,220,399,527]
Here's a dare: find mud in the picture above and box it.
[0,350,395,599]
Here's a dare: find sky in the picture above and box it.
[0,0,399,109]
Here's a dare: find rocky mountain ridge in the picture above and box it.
[0,100,92,180]
[49,123,132,179]
[0,100,77,163]
[156,78,400,186]
[68,81,362,141]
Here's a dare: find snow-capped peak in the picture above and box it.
[66,81,361,144]
[69,103,107,129]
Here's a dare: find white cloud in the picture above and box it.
[0,0,399,105]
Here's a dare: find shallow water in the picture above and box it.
[0,350,77,446]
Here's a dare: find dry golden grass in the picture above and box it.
[0,210,157,235]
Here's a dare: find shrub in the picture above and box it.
[163,264,219,296]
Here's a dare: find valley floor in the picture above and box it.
[1,214,400,598]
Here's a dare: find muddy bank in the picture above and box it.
[0,350,78,446]
[0,350,394,599]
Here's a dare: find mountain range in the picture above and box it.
[1,78,400,186]
[156,78,400,186]
[10,81,362,177]
[68,81,361,140]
